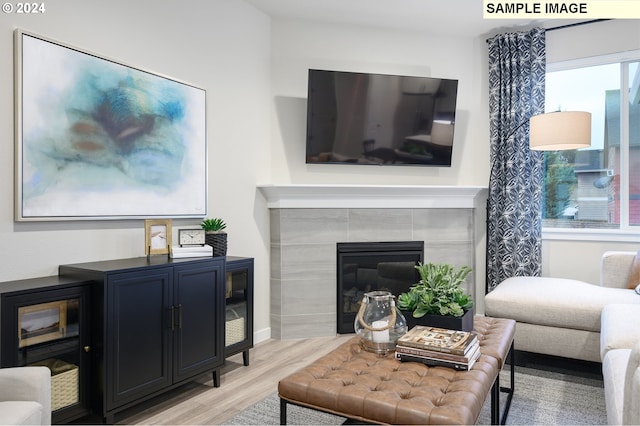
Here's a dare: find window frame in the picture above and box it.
[543,49,640,242]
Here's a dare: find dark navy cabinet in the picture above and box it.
[59,256,225,423]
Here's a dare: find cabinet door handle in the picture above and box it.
[178,304,183,329]
[171,305,175,331]
[84,345,91,353]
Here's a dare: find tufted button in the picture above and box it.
[349,343,362,354]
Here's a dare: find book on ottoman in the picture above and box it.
[395,339,480,363]
[397,325,478,355]
[395,344,481,370]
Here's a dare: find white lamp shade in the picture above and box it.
[529,111,591,151]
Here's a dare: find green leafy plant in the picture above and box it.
[397,262,473,318]
[200,218,227,233]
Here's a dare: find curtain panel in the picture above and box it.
[486,27,546,293]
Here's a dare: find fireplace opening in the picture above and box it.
[337,241,424,334]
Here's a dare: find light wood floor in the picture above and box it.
[114,334,354,425]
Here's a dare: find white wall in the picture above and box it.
[268,19,489,187]
[0,0,273,340]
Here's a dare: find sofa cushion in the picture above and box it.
[485,276,640,332]
[602,251,637,289]
[0,401,43,425]
[600,304,640,359]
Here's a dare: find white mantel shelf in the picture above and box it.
[257,184,487,209]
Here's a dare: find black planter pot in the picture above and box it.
[401,308,474,332]
[205,232,227,257]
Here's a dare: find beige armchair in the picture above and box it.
[601,304,640,425]
[0,366,51,425]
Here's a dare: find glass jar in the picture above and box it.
[354,290,407,355]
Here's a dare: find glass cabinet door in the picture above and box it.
[224,257,253,364]
[226,269,247,346]
[1,284,90,423]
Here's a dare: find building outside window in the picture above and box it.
[543,54,640,234]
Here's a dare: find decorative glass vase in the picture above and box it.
[354,290,407,355]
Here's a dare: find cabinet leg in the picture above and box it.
[213,369,221,387]
[243,349,250,366]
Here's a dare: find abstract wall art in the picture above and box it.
[14,30,207,221]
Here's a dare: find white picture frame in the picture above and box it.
[15,29,207,221]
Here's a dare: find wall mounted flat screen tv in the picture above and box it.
[305,69,458,167]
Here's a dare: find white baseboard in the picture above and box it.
[254,327,271,344]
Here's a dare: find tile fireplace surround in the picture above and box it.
[257,185,488,339]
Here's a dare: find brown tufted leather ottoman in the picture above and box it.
[278,316,515,425]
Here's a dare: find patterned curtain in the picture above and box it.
[486,27,546,293]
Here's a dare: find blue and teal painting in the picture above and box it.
[20,33,207,219]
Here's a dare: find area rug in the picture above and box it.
[223,366,606,425]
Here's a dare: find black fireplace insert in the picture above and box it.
[337,241,424,334]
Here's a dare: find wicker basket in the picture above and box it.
[226,308,245,346]
[32,359,79,411]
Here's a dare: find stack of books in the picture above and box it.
[170,244,213,258]
[395,325,480,370]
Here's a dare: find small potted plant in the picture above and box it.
[201,218,227,257]
[397,262,474,331]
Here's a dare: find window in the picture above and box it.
[543,53,640,237]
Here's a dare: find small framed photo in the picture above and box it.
[145,219,172,255]
[18,300,68,348]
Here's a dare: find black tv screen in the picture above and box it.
[305,69,458,167]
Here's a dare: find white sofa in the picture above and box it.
[0,366,51,425]
[601,303,640,425]
[485,251,640,362]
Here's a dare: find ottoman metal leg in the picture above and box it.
[491,341,515,425]
[280,398,287,425]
